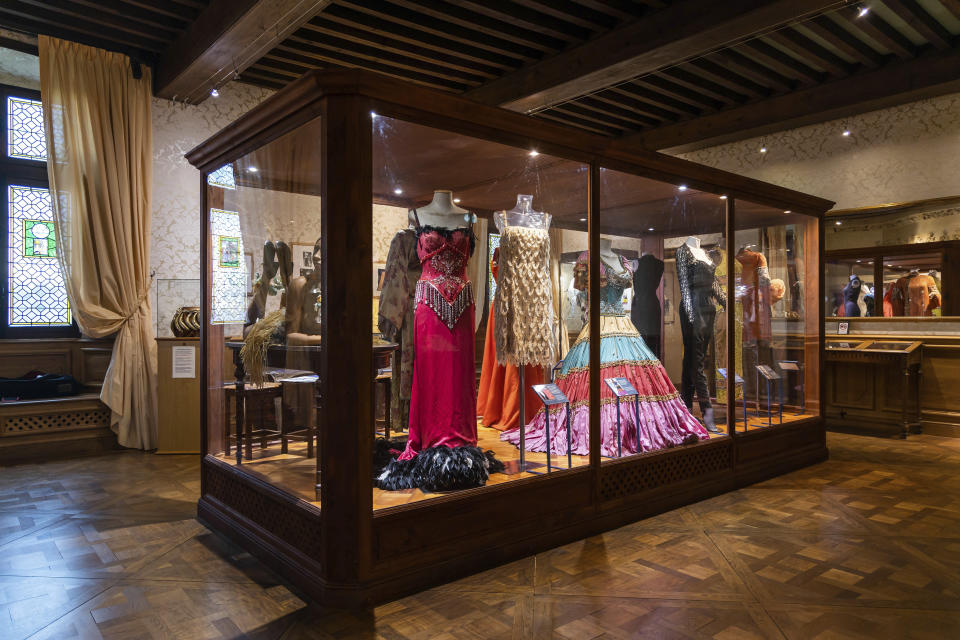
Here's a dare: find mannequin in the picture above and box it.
[285,238,322,345]
[842,275,862,318]
[413,189,472,228]
[504,231,708,457]
[905,268,941,316]
[630,250,665,358]
[736,242,771,402]
[377,189,496,491]
[677,236,725,433]
[485,195,553,456]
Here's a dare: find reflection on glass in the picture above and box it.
[881,253,942,317]
[826,258,875,317]
[371,115,589,508]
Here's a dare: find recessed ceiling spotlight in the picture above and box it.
[720,195,728,200]
[210,88,220,98]
[648,227,655,231]
[784,210,791,214]
[579,217,587,222]
[393,188,403,195]
[529,150,539,157]
[453,198,461,203]
[835,220,843,225]
[842,127,852,136]
[247,166,258,173]
[856,259,862,263]
[370,111,377,118]
[678,185,687,191]
[857,5,870,18]
[760,145,767,154]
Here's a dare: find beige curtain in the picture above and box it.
[549,227,570,361]
[39,36,157,449]
[468,216,489,333]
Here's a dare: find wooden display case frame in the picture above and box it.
[186,69,832,608]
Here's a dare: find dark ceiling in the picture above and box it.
[3,0,960,151]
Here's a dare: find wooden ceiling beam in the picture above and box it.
[764,29,854,77]
[882,0,954,49]
[154,0,331,103]
[569,95,661,128]
[840,5,916,58]
[441,0,594,42]
[320,4,521,69]
[803,16,885,68]
[703,49,795,92]
[300,18,502,78]
[939,0,960,21]
[463,0,840,112]
[570,0,639,21]
[685,58,771,99]
[336,0,541,62]
[739,39,825,84]
[624,45,960,152]
[509,0,617,31]
[658,68,749,105]
[630,75,723,112]
[537,107,626,136]
[594,88,686,121]
[608,84,703,117]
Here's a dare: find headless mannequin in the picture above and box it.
[494,195,553,466]
[678,236,722,432]
[598,237,620,267]
[414,189,472,229]
[285,238,323,345]
[842,274,862,318]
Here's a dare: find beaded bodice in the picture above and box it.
[573,251,633,315]
[415,225,475,330]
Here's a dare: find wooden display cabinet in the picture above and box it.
[186,69,831,607]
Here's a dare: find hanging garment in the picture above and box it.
[501,252,707,457]
[378,228,421,430]
[630,254,664,359]
[736,248,772,343]
[477,248,544,430]
[494,224,555,367]
[400,223,478,460]
[677,243,726,412]
[714,251,743,404]
[906,273,941,316]
[842,277,862,317]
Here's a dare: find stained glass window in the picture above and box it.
[7,185,71,326]
[210,208,246,324]
[488,231,501,303]
[7,96,46,161]
[206,164,236,190]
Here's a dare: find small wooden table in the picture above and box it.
[825,339,922,438]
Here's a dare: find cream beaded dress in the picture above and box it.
[493,224,555,367]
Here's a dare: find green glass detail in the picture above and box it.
[219,236,241,268]
[22,219,57,258]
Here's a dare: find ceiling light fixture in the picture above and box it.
[453,198,461,203]
[210,88,219,98]
[678,185,687,191]
[835,220,843,225]
[720,195,728,200]
[247,166,258,173]
[370,111,377,118]
[784,210,791,214]
[529,150,539,157]
[393,188,403,195]
[579,217,587,222]
[857,5,870,18]
[648,227,655,231]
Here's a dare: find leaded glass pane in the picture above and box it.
[206,164,236,190]
[210,207,246,324]
[7,96,47,161]
[7,185,71,326]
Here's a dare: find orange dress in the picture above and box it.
[477,248,544,430]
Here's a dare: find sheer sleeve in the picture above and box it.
[676,244,695,324]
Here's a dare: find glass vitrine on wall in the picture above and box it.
[188,69,831,607]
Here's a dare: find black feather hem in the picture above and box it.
[374,444,506,492]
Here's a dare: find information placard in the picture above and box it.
[532,383,569,406]
[756,364,781,380]
[717,367,744,384]
[172,345,196,379]
[778,360,800,372]
[604,377,638,397]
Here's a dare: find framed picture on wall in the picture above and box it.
[292,243,315,271]
[373,262,386,297]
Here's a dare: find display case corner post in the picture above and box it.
[588,163,601,496]
[320,94,375,583]
[725,197,737,438]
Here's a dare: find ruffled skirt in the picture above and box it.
[501,314,708,457]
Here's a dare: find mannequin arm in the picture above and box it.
[676,244,695,324]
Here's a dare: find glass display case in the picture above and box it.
[186,69,831,607]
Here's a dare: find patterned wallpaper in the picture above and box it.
[678,92,960,211]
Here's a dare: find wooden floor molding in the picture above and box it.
[1,431,959,638]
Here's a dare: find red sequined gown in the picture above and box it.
[399,226,477,460]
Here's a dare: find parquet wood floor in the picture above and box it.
[2,431,960,638]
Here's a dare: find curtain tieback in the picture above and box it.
[122,272,155,325]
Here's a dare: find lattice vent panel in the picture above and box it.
[2,408,110,435]
[600,443,732,501]
[205,463,323,559]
